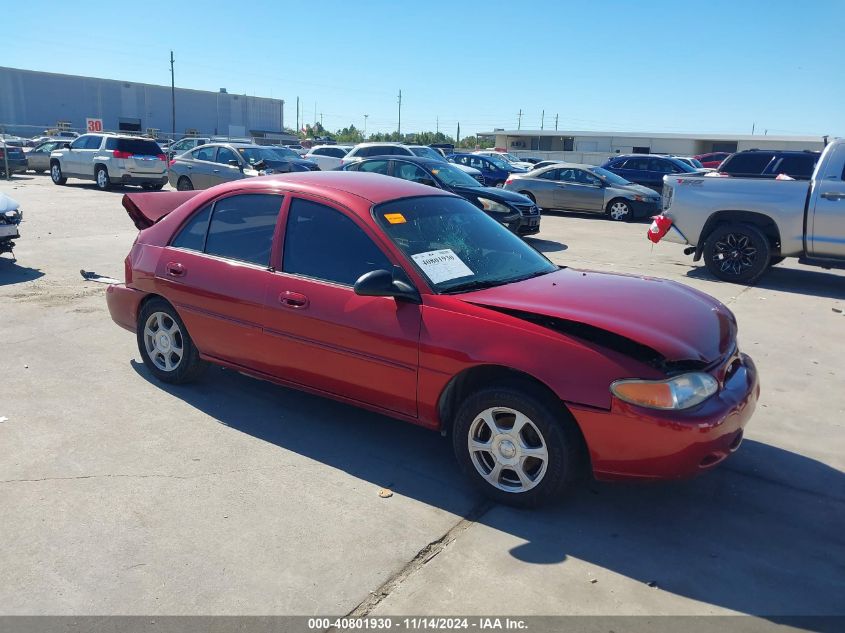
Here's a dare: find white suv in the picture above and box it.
[303,145,353,170]
[50,134,167,190]
[341,143,484,181]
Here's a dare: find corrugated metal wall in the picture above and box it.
[0,67,283,137]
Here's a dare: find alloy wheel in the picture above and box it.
[712,232,758,276]
[143,311,184,372]
[467,407,549,493]
[609,201,630,220]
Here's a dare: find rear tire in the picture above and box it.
[703,223,771,284]
[142,182,165,191]
[452,382,583,508]
[50,162,67,185]
[137,298,206,384]
[520,191,536,204]
[95,165,110,191]
[176,176,194,191]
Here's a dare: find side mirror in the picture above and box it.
[354,269,421,304]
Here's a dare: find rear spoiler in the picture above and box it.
[122,191,201,230]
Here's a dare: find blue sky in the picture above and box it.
[6,0,843,138]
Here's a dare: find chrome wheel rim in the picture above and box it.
[143,312,184,372]
[51,164,60,181]
[97,169,108,188]
[468,407,548,493]
[609,202,629,220]
[712,232,757,276]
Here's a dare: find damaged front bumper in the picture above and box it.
[570,352,759,481]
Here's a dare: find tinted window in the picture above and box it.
[394,162,436,185]
[216,147,238,164]
[171,204,212,251]
[193,146,216,162]
[85,135,104,149]
[204,194,283,266]
[104,138,162,154]
[359,160,389,174]
[312,148,328,156]
[720,152,775,175]
[327,147,347,158]
[536,169,559,180]
[70,137,89,150]
[283,198,392,285]
[770,154,818,179]
[621,158,650,170]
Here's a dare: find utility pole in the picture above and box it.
[397,89,402,135]
[436,116,439,134]
[456,122,461,145]
[169,51,175,135]
[314,102,317,126]
[319,113,323,126]
[541,109,544,131]
[555,113,559,131]
[751,122,755,135]
[364,114,368,139]
[296,97,299,133]
[517,109,523,130]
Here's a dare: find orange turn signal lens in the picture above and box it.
[611,373,719,410]
[611,381,675,409]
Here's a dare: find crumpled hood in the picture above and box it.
[464,268,736,365]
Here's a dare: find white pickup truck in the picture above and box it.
[650,138,845,283]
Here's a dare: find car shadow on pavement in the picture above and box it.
[524,237,568,253]
[131,361,844,623]
[0,260,44,285]
[686,265,845,300]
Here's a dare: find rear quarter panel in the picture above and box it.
[664,176,809,255]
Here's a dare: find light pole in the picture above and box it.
[364,114,368,139]
[169,51,175,136]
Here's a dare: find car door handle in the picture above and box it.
[212,168,220,173]
[821,191,845,200]
[279,291,309,309]
[166,262,186,277]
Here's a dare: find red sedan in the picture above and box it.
[694,152,732,169]
[107,172,759,506]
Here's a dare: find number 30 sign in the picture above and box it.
[86,118,103,132]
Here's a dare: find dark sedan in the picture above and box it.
[0,143,28,177]
[342,156,540,235]
[601,154,697,192]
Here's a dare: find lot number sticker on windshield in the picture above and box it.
[411,249,473,284]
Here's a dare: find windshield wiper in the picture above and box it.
[441,279,505,294]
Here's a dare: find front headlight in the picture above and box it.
[610,372,718,410]
[477,197,513,214]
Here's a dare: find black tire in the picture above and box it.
[452,382,583,508]
[50,161,67,185]
[606,198,632,221]
[703,223,771,284]
[176,176,194,191]
[142,182,165,191]
[519,191,536,204]
[137,298,206,384]
[769,256,785,267]
[95,165,110,191]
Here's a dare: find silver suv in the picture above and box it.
[50,134,167,190]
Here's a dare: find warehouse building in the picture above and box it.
[0,66,291,142]
[478,129,830,164]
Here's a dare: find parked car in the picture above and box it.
[26,139,71,173]
[716,149,821,180]
[167,136,252,158]
[50,134,167,190]
[108,171,758,506]
[650,138,845,283]
[531,160,565,171]
[342,156,540,235]
[694,152,731,169]
[504,163,661,221]
[601,154,698,192]
[473,150,535,170]
[669,156,704,169]
[342,143,484,182]
[519,157,542,165]
[168,143,319,191]
[304,145,353,170]
[0,142,29,177]
[449,153,525,188]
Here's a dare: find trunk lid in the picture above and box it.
[463,268,736,365]
[122,191,201,230]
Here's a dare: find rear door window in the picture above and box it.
[204,194,284,266]
[193,146,216,162]
[358,160,389,174]
[84,135,104,149]
[720,153,774,175]
[171,204,212,251]
[769,154,818,179]
[215,147,239,165]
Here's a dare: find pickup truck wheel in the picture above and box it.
[452,383,582,507]
[606,199,632,221]
[137,298,206,384]
[50,162,67,185]
[704,223,771,283]
[95,166,111,191]
[176,176,194,191]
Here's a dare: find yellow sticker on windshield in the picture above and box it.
[384,213,407,224]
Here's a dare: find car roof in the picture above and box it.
[357,155,444,167]
[534,162,594,170]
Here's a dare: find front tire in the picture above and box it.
[95,165,110,190]
[176,176,194,191]
[606,199,632,221]
[137,298,206,384]
[50,162,67,185]
[452,383,583,507]
[703,223,771,284]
